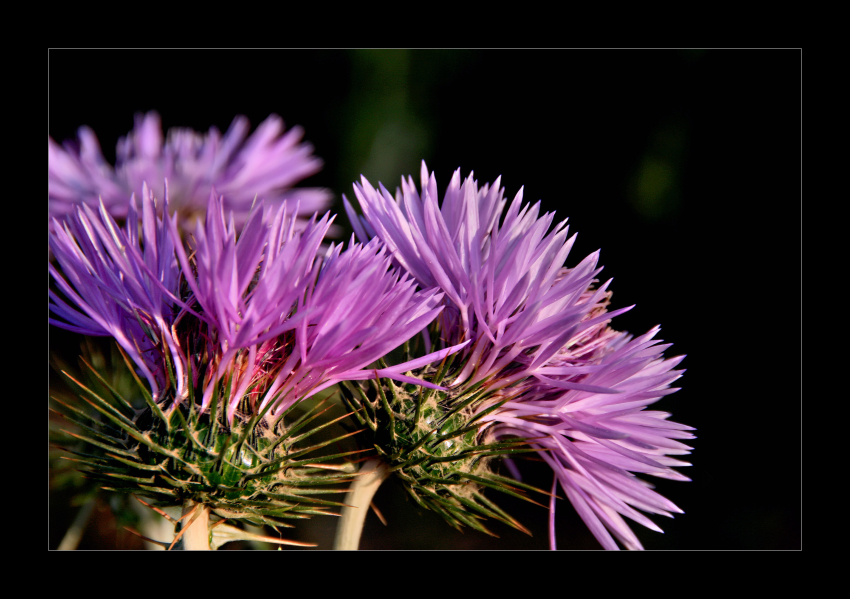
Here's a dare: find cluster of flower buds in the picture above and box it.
[49,116,691,550]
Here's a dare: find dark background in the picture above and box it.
[48,49,801,550]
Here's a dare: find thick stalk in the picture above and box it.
[180,501,211,550]
[334,458,391,550]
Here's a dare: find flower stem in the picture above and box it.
[180,501,211,550]
[57,498,95,550]
[334,458,390,550]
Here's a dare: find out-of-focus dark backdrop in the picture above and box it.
[49,49,801,550]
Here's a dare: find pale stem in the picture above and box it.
[180,501,211,550]
[334,458,391,550]
[57,498,95,550]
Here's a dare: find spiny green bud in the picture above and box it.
[51,343,360,545]
[340,354,550,537]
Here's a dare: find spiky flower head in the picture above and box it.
[342,162,692,548]
[48,112,332,232]
[49,186,458,546]
[169,191,459,424]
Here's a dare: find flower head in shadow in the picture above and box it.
[49,112,332,232]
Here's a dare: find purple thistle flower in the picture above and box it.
[49,112,332,231]
[344,162,692,549]
[166,190,331,418]
[49,184,187,402]
[170,193,463,423]
[50,188,403,537]
[346,162,632,388]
